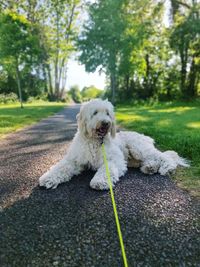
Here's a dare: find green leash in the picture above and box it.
[101,143,128,267]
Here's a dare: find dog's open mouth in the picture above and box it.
[96,126,109,138]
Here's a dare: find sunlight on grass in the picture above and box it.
[0,101,66,138]
[116,102,200,197]
[187,122,200,129]
[116,113,148,122]
[147,106,196,113]
[156,119,172,127]
[0,100,65,109]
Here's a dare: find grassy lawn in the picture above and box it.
[116,101,200,197]
[0,101,66,138]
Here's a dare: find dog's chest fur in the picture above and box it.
[86,140,103,170]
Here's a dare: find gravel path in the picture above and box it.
[0,104,199,267]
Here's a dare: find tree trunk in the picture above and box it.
[46,64,54,100]
[110,73,116,105]
[15,62,23,109]
[170,0,179,22]
[59,64,68,99]
[110,50,118,105]
[125,74,130,98]
[54,8,60,99]
[180,55,187,97]
[180,50,187,97]
[42,63,48,93]
[144,54,152,98]
[187,56,198,98]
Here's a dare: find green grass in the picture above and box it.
[0,101,66,138]
[116,101,200,197]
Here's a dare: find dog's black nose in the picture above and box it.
[102,121,109,127]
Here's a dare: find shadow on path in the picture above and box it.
[0,169,200,266]
[0,105,80,208]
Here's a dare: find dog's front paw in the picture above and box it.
[90,176,110,190]
[39,174,59,189]
[140,160,159,175]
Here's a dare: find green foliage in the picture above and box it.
[79,0,123,71]
[81,86,103,100]
[0,1,81,102]
[78,0,130,103]
[0,69,17,95]
[78,0,200,103]
[0,0,199,103]
[0,11,30,59]
[0,10,42,68]
[27,94,49,103]
[68,85,82,103]
[170,2,200,98]
[0,10,44,106]
[63,93,72,103]
[78,0,164,102]
[0,93,18,104]
[40,0,81,100]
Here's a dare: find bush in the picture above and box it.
[62,93,72,103]
[81,86,103,101]
[68,85,82,103]
[0,93,18,104]
[27,94,49,103]
[27,96,35,103]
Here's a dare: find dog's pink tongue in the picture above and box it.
[100,127,107,134]
[97,127,107,137]
[100,128,105,133]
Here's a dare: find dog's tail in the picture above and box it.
[164,150,190,167]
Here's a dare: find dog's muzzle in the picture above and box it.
[96,121,110,138]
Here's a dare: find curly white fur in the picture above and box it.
[39,99,189,190]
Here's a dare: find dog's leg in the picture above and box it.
[90,161,126,190]
[140,151,185,176]
[39,156,83,189]
[158,151,190,175]
[124,132,186,176]
[128,143,162,175]
[140,157,161,175]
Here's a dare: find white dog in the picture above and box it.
[39,99,188,190]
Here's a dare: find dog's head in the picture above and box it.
[76,99,116,140]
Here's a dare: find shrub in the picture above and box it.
[0,93,18,104]
[81,86,103,101]
[68,85,82,103]
[62,93,72,103]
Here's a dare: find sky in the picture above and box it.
[66,0,171,91]
[66,59,106,91]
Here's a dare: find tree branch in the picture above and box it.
[175,1,191,9]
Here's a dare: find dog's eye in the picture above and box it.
[106,111,110,116]
[93,110,98,116]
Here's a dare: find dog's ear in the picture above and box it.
[111,118,116,138]
[77,111,88,137]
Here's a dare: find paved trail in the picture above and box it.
[0,104,199,267]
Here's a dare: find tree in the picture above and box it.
[81,85,102,100]
[68,85,82,103]
[78,0,165,103]
[78,0,128,104]
[117,0,164,100]
[0,11,41,107]
[42,0,81,100]
[170,0,200,98]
